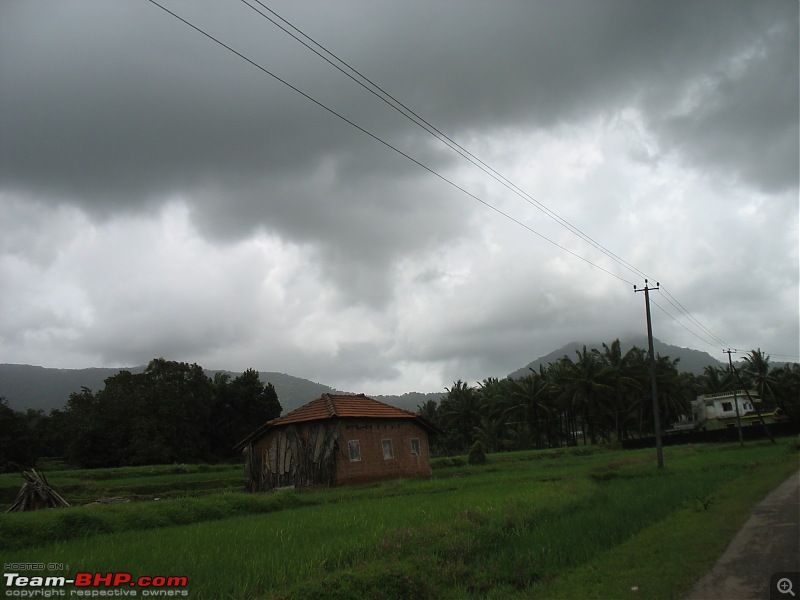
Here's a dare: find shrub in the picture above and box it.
[431,457,466,469]
[468,441,487,465]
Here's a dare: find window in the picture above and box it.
[348,440,361,462]
[721,402,733,412]
[411,438,421,456]
[382,439,394,460]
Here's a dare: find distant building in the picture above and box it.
[673,390,770,431]
[235,393,438,492]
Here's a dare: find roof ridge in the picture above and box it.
[323,393,338,418]
[355,393,417,416]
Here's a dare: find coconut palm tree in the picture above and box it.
[771,363,800,422]
[502,371,554,449]
[473,377,511,452]
[553,347,614,445]
[695,364,735,395]
[438,380,481,452]
[595,340,642,441]
[742,349,778,404]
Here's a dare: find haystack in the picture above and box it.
[6,469,70,512]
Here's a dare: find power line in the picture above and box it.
[238,0,743,353]
[238,0,652,283]
[650,298,728,352]
[146,0,778,361]
[145,0,636,286]
[659,285,730,349]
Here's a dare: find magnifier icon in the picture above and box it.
[778,578,796,597]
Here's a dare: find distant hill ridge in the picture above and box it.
[0,338,721,414]
[0,363,442,415]
[507,336,723,379]
[0,364,340,414]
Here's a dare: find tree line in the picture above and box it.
[1,358,281,470]
[421,342,799,455]
[1,345,797,470]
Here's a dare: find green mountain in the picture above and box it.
[0,364,338,414]
[507,337,723,379]
[0,337,718,416]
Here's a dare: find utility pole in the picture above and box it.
[724,350,744,446]
[634,280,664,469]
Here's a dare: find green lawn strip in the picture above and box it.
[532,448,799,599]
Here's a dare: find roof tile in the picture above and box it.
[269,393,418,427]
[235,393,439,450]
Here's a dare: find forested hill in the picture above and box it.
[0,364,339,413]
[507,337,723,379]
[0,337,717,414]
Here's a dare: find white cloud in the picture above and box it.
[0,1,797,395]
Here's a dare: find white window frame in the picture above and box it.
[381,439,394,460]
[410,438,421,456]
[348,439,361,462]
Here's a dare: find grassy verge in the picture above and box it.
[0,441,796,599]
[532,448,799,599]
[0,463,243,505]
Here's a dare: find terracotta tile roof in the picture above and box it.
[234,393,437,450]
[270,393,420,426]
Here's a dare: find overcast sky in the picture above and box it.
[1,0,798,395]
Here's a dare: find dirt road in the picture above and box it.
[685,469,800,600]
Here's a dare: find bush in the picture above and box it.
[468,441,487,465]
[430,456,466,469]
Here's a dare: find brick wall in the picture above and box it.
[333,418,432,485]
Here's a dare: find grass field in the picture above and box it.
[1,440,797,599]
[0,462,243,505]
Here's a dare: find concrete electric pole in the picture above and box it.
[634,280,664,469]
[724,349,744,447]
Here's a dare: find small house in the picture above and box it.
[683,390,770,430]
[235,393,438,491]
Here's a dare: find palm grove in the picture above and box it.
[1,344,798,470]
[425,343,799,455]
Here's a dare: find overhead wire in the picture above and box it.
[649,299,729,352]
[658,286,730,349]
[237,0,742,353]
[145,0,785,361]
[238,0,653,284]
[145,0,635,286]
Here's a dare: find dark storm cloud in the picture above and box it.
[1,0,797,389]
[2,1,795,214]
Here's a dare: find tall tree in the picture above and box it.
[503,372,553,449]
[473,377,512,452]
[742,349,778,405]
[771,363,800,422]
[595,340,641,441]
[695,364,735,395]
[554,347,614,444]
[438,380,481,452]
[0,398,35,470]
[211,369,282,458]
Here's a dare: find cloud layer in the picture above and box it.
[1,0,797,393]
